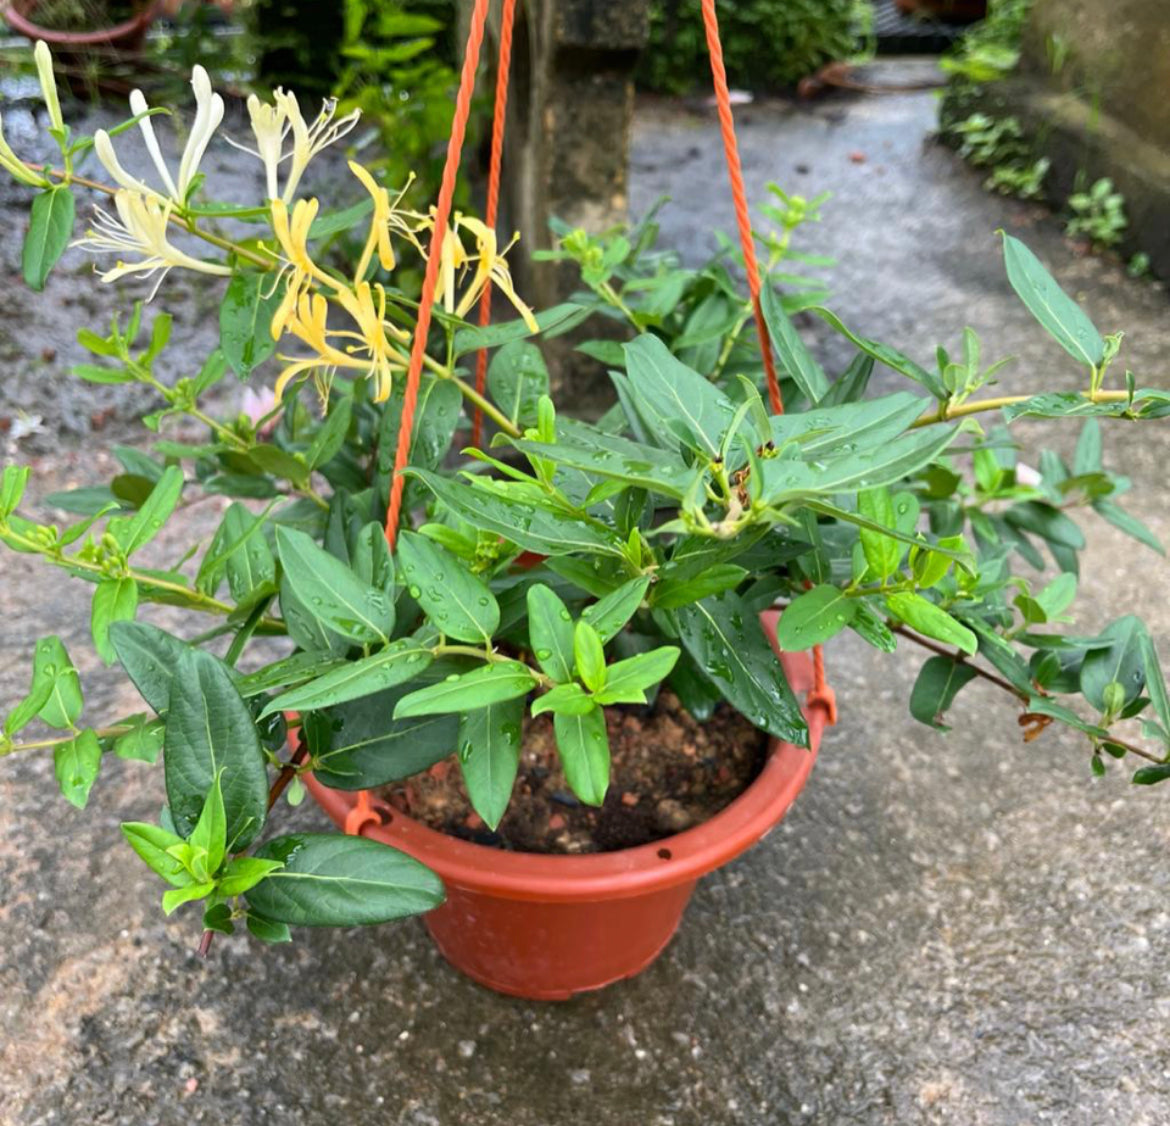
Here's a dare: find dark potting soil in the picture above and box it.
[377,690,768,854]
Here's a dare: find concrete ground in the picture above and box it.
[3,66,1170,1125]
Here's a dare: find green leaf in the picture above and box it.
[220,272,283,379]
[909,657,978,731]
[1138,628,1170,740]
[530,683,595,716]
[458,698,524,829]
[581,576,650,643]
[622,335,736,457]
[164,649,268,851]
[221,503,277,607]
[776,585,857,650]
[218,856,284,897]
[675,592,806,744]
[527,584,575,683]
[1000,233,1104,370]
[108,466,184,557]
[162,882,216,915]
[244,834,445,926]
[110,621,191,714]
[22,187,74,291]
[113,714,165,763]
[1080,616,1145,711]
[0,465,30,518]
[808,306,945,399]
[90,578,139,665]
[121,821,191,887]
[237,651,348,699]
[395,661,537,718]
[1132,763,1170,786]
[276,526,394,644]
[554,706,610,806]
[188,773,227,876]
[397,531,498,644]
[34,636,83,729]
[306,397,353,469]
[593,647,680,705]
[487,341,549,429]
[3,659,54,737]
[857,487,901,580]
[885,592,977,655]
[53,729,101,809]
[202,903,235,935]
[247,913,293,942]
[1093,500,1163,555]
[308,196,374,239]
[651,564,747,610]
[407,469,627,558]
[761,285,829,401]
[263,636,434,715]
[452,302,589,358]
[309,667,462,789]
[574,620,607,692]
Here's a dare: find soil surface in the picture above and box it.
[381,692,768,853]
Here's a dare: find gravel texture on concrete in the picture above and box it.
[2,67,1170,1125]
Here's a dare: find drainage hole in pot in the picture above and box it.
[657,848,672,860]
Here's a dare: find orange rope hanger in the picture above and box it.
[348,0,833,838]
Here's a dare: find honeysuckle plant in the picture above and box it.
[3,47,1170,950]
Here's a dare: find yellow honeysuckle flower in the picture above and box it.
[273,291,352,401]
[269,197,334,338]
[453,216,539,332]
[332,281,408,403]
[73,190,230,298]
[431,217,470,317]
[349,161,397,278]
[33,41,64,136]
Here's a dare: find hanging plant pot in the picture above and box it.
[305,620,828,1000]
[4,0,162,55]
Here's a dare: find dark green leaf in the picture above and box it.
[1081,616,1145,711]
[458,698,524,829]
[108,465,184,556]
[244,834,444,926]
[761,285,829,401]
[247,913,292,943]
[909,657,977,731]
[397,530,498,644]
[527,584,575,683]
[453,302,589,358]
[554,706,610,806]
[581,576,650,643]
[487,341,549,429]
[164,648,268,850]
[220,272,283,378]
[110,621,192,714]
[652,564,747,610]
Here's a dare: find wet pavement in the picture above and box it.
[3,67,1170,1125]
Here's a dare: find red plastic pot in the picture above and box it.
[4,0,162,53]
[305,612,830,1000]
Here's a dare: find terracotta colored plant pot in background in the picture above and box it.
[4,0,162,52]
[894,0,987,22]
[305,612,829,1000]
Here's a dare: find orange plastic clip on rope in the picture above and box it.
[471,0,519,448]
[701,0,834,722]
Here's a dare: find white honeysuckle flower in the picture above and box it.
[33,41,64,136]
[0,113,48,187]
[97,65,225,205]
[74,189,231,299]
[228,88,360,203]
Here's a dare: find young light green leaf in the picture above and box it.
[593,646,680,705]
[54,729,101,809]
[885,592,977,655]
[530,683,595,717]
[394,661,537,718]
[91,577,139,665]
[776,585,857,650]
[554,706,610,807]
[276,526,394,644]
[188,773,227,876]
[244,834,445,926]
[857,487,901,580]
[107,465,184,557]
[581,576,650,643]
[113,714,165,763]
[1000,233,1104,370]
[574,620,607,692]
[121,821,192,887]
[0,465,30,518]
[34,636,83,729]
[527,584,575,683]
[397,531,498,644]
[162,882,216,915]
[458,698,524,829]
[218,856,284,897]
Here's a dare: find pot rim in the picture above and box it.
[5,0,161,46]
[305,648,827,904]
